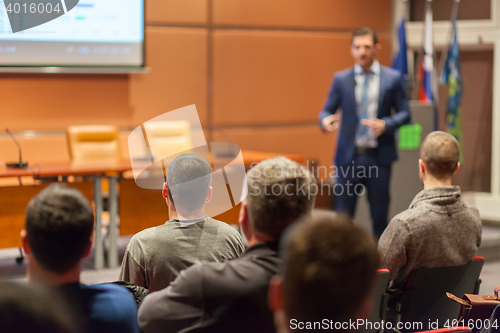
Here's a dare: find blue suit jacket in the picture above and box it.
[319,65,411,167]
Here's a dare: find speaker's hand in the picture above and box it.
[360,118,386,137]
[321,114,341,132]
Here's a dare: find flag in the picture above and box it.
[418,2,438,129]
[441,10,464,162]
[392,17,408,81]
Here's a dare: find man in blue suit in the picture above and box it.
[319,27,411,238]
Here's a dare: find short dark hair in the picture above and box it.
[166,153,212,212]
[0,282,77,333]
[421,131,460,180]
[245,157,316,240]
[25,184,94,274]
[352,27,378,45]
[282,214,379,327]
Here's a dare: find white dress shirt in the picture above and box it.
[354,60,380,148]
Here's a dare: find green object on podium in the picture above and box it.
[399,124,422,150]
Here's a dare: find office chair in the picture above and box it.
[142,120,191,161]
[67,125,121,162]
[394,257,485,332]
[359,269,391,333]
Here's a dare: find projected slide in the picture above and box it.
[0,0,144,66]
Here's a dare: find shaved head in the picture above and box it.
[420,131,460,180]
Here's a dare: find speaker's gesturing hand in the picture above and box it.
[321,114,341,132]
[360,118,386,137]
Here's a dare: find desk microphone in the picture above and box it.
[5,128,28,168]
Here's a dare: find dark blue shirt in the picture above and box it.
[56,282,139,333]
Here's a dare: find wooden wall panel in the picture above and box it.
[0,134,69,164]
[0,74,133,131]
[212,30,391,126]
[212,0,391,30]
[213,204,241,226]
[119,178,168,235]
[410,0,490,21]
[436,50,493,193]
[146,0,208,25]
[212,125,337,179]
[0,127,210,168]
[376,34,392,68]
[0,181,93,249]
[130,27,208,126]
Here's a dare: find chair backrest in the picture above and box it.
[142,120,191,161]
[67,125,121,161]
[359,269,391,333]
[399,257,485,331]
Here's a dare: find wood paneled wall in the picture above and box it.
[0,182,93,249]
[0,0,392,177]
[436,50,493,193]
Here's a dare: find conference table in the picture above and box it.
[0,150,304,270]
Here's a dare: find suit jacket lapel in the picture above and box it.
[346,69,357,119]
[377,67,387,117]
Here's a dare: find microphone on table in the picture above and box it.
[5,128,28,168]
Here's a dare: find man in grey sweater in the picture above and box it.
[119,153,245,292]
[378,131,482,288]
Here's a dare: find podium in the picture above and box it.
[354,101,435,236]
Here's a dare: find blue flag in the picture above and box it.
[441,11,464,162]
[392,17,408,81]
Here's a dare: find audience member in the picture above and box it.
[119,153,244,292]
[0,281,77,333]
[378,131,482,287]
[22,184,139,333]
[269,213,379,333]
[138,156,317,333]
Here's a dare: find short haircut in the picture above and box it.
[352,27,378,45]
[0,282,76,333]
[421,131,460,180]
[245,157,316,240]
[282,214,379,327]
[166,153,212,212]
[25,184,94,274]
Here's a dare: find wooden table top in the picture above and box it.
[0,150,304,178]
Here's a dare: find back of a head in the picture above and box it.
[166,153,212,212]
[0,282,77,333]
[25,183,94,275]
[420,131,460,180]
[245,157,316,240]
[282,215,379,330]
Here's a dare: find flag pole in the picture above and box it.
[438,0,460,84]
[412,0,430,100]
[402,0,412,95]
[426,0,440,130]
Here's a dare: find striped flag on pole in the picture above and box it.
[418,1,438,129]
[441,5,464,162]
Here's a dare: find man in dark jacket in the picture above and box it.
[269,213,379,333]
[138,156,317,333]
